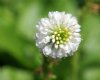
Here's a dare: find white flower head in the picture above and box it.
[36,11,81,58]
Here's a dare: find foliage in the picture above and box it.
[0,0,100,80]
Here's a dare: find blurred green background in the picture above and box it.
[0,0,100,80]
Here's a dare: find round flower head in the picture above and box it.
[36,11,81,58]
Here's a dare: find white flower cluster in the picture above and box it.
[36,11,81,58]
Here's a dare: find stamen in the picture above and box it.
[51,35,55,38]
[56,41,60,44]
[55,44,58,49]
[52,26,70,47]
[52,39,55,43]
[54,31,57,34]
[56,37,59,40]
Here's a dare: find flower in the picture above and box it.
[36,11,81,58]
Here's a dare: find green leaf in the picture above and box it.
[17,2,42,40]
[0,7,14,30]
[80,12,100,67]
[83,68,100,80]
[55,0,79,17]
[0,66,34,80]
[0,29,43,69]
